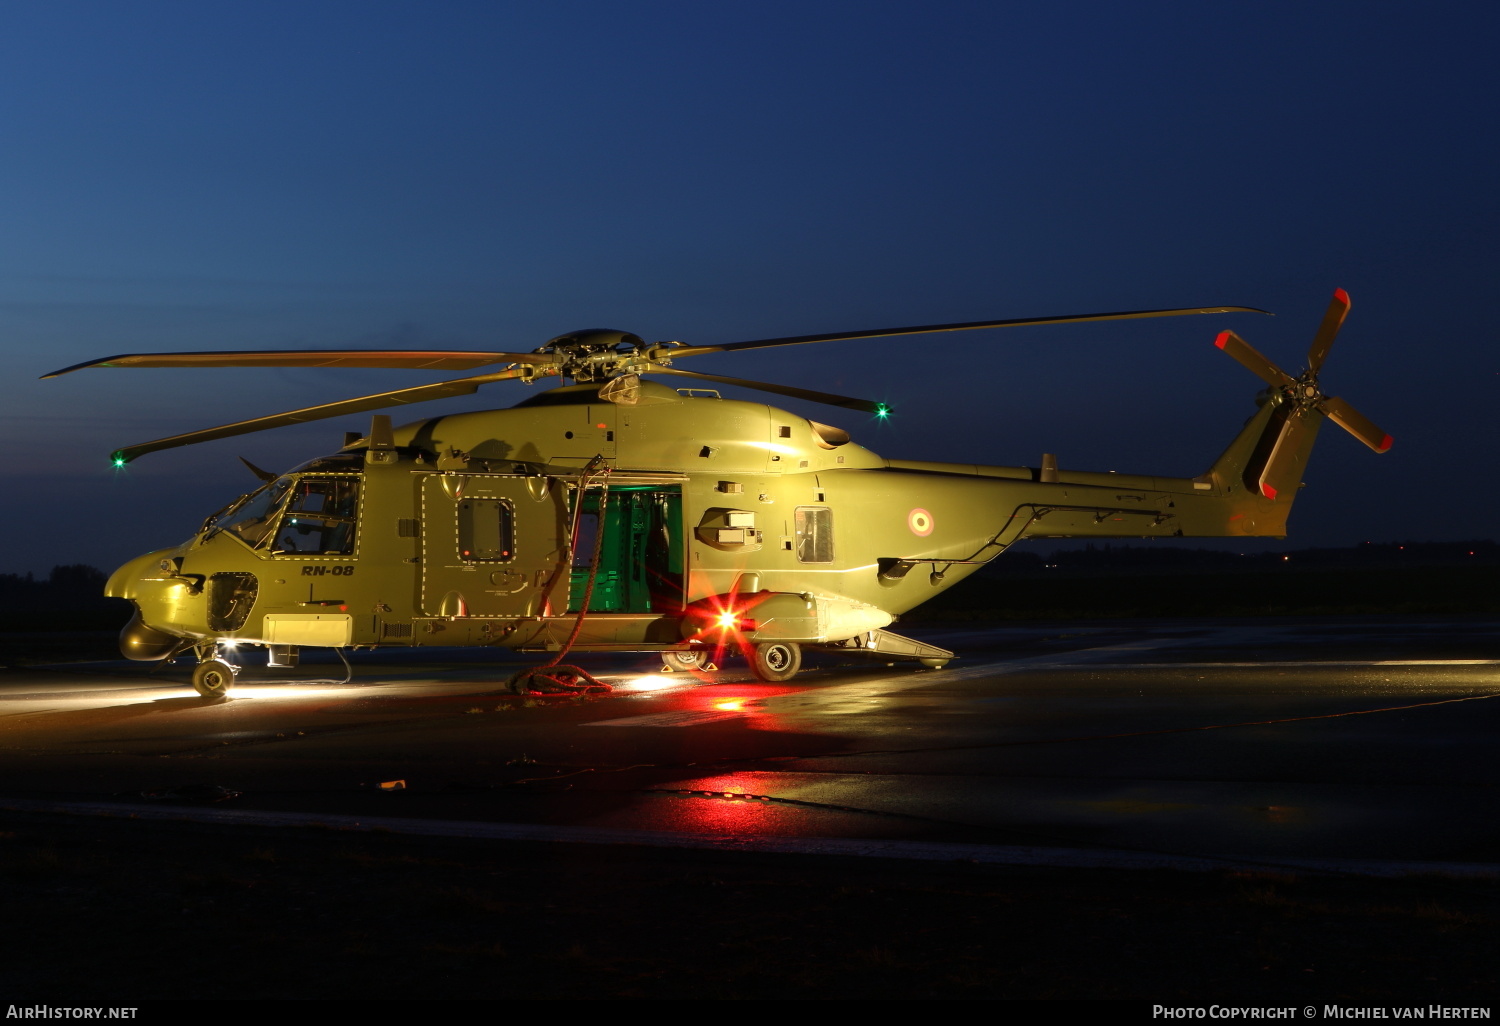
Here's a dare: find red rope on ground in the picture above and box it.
[508,459,613,695]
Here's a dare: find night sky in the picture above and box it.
[3,1,1496,576]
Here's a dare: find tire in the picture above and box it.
[750,641,801,682]
[191,658,237,699]
[661,650,708,673]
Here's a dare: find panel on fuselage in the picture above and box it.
[419,474,568,617]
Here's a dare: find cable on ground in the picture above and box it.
[507,457,613,695]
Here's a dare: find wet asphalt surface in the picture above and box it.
[2,616,1499,865]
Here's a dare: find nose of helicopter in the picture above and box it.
[106,547,191,660]
[104,547,181,602]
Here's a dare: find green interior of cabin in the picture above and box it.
[567,486,684,614]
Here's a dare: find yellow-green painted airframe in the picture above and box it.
[45,291,1390,696]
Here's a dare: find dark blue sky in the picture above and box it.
[3,1,1496,575]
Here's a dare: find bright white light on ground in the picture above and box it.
[624,675,679,690]
[222,684,349,699]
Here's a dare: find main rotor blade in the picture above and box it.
[1305,288,1351,374]
[649,368,886,413]
[1258,409,1323,501]
[110,367,534,464]
[1215,331,1296,388]
[667,305,1270,358]
[42,349,551,378]
[1321,395,1392,453]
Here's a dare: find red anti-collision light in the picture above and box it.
[713,611,757,632]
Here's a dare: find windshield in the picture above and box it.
[211,477,293,547]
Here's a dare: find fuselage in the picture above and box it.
[107,380,1289,658]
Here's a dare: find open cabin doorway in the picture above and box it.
[567,485,684,614]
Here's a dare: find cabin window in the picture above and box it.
[458,498,515,562]
[794,506,834,563]
[272,476,360,555]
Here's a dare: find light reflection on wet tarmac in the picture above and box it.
[2,617,1499,863]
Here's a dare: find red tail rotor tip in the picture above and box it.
[1214,331,1231,349]
[1379,435,1393,452]
[1261,483,1278,500]
[1333,288,1350,305]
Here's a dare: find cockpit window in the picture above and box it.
[287,477,360,518]
[212,478,293,547]
[271,476,361,555]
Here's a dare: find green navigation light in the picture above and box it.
[874,404,891,419]
[111,453,128,468]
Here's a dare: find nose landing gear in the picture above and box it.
[190,644,239,698]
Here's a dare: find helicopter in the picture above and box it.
[44,289,1389,698]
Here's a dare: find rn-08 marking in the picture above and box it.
[301,565,355,576]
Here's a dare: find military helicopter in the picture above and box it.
[45,290,1389,697]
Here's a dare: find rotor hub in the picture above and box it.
[538,328,650,382]
[1291,375,1323,404]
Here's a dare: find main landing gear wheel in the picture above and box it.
[661,650,709,673]
[191,658,237,699]
[750,641,801,682]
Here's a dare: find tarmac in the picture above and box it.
[3,615,1499,876]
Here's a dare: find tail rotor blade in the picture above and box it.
[1258,409,1322,501]
[1305,288,1351,374]
[1322,395,1393,453]
[1215,331,1296,388]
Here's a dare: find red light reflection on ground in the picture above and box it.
[653,773,781,833]
[682,685,798,730]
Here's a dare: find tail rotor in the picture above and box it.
[1216,289,1391,501]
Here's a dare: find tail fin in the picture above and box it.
[1200,395,1326,537]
